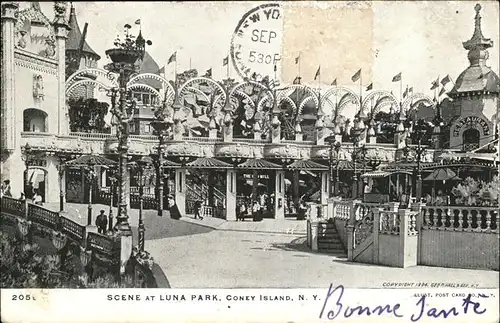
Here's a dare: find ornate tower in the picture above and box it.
[65,3,101,99]
[447,4,499,151]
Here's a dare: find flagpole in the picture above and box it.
[298,52,301,81]
[189,57,191,70]
[359,71,363,114]
[227,55,230,79]
[174,51,178,87]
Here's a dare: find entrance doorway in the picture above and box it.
[462,128,480,151]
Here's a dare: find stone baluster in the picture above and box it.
[457,209,464,229]
[466,209,473,229]
[485,211,491,231]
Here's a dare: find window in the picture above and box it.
[142,93,150,105]
[144,124,151,134]
[129,122,136,133]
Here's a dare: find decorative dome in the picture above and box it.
[452,65,500,94]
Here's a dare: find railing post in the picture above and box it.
[346,200,357,261]
[398,208,418,268]
[372,208,381,264]
[310,220,319,252]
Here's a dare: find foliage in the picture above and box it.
[0,232,65,288]
[451,176,499,206]
[0,232,134,288]
[68,98,110,133]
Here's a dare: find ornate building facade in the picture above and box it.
[1,2,498,215]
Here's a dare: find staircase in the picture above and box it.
[317,221,346,257]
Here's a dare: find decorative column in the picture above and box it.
[175,168,186,216]
[208,116,217,139]
[295,122,303,141]
[274,170,285,219]
[315,116,326,145]
[319,171,329,206]
[45,156,60,203]
[53,2,70,135]
[270,114,281,144]
[225,169,237,221]
[292,170,300,210]
[253,119,262,140]
[1,2,17,151]
[222,110,233,142]
[1,2,23,196]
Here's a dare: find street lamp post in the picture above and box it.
[350,118,365,199]
[104,24,151,235]
[404,119,428,202]
[151,100,174,217]
[84,162,96,226]
[21,143,32,216]
[134,156,153,251]
[333,142,341,196]
[108,169,118,232]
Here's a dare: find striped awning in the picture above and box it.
[287,160,328,171]
[185,157,232,169]
[360,171,390,178]
[65,154,116,167]
[161,160,181,168]
[238,159,282,170]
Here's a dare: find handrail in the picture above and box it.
[0,196,116,255]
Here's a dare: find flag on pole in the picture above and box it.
[409,87,413,94]
[366,83,373,91]
[135,19,141,25]
[158,66,165,75]
[351,69,361,82]
[293,76,301,84]
[205,68,212,77]
[223,56,229,66]
[167,52,177,64]
[403,85,409,98]
[438,87,447,97]
[441,75,452,86]
[295,54,300,64]
[392,72,402,82]
[314,66,321,81]
[430,77,439,90]
[331,78,337,86]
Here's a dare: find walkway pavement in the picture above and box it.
[44,203,499,289]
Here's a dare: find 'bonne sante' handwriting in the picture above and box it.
[319,284,488,321]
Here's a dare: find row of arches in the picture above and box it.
[64,68,437,138]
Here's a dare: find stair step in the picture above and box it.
[318,239,342,243]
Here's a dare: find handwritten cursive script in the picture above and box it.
[319,284,489,321]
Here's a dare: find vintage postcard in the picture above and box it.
[0,1,499,322]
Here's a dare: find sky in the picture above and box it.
[36,1,499,119]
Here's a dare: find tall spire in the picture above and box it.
[462,4,493,66]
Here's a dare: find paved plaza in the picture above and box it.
[46,203,499,289]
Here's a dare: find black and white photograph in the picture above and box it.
[0,1,499,322]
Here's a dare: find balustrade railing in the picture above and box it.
[379,210,400,235]
[332,200,352,220]
[87,232,116,256]
[185,136,223,143]
[421,205,498,232]
[60,216,85,241]
[28,203,60,230]
[69,132,112,139]
[1,196,26,218]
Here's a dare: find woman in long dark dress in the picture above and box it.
[168,195,182,219]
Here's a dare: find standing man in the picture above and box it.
[194,199,203,220]
[96,210,108,234]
